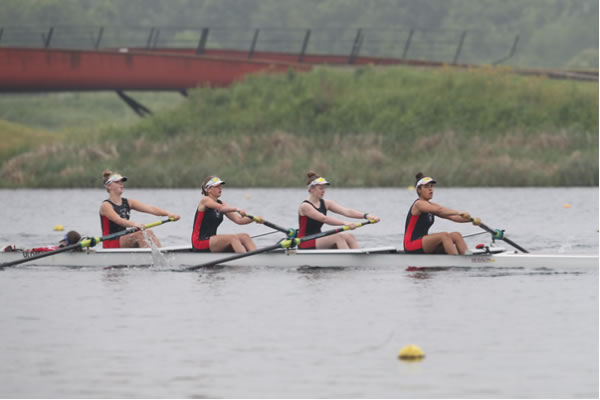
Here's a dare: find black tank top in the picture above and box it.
[100,198,131,235]
[298,199,327,237]
[192,199,224,241]
[404,200,435,243]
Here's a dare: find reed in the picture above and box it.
[1,66,597,188]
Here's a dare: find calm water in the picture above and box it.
[0,188,598,398]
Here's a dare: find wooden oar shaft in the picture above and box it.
[0,217,176,268]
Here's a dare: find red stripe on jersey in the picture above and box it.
[191,211,210,250]
[101,215,120,248]
[404,215,423,251]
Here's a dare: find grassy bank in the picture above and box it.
[1,66,597,187]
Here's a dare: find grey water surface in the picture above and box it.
[0,187,598,398]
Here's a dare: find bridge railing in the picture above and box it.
[0,25,520,65]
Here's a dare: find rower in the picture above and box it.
[4,230,83,255]
[100,170,180,248]
[191,176,263,253]
[404,172,481,255]
[298,171,380,249]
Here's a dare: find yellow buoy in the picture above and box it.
[244,194,252,200]
[53,224,65,231]
[563,203,571,208]
[398,344,425,361]
[407,185,415,191]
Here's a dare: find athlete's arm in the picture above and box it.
[220,201,253,225]
[129,198,180,221]
[299,202,351,226]
[415,200,468,220]
[100,202,143,230]
[326,200,380,222]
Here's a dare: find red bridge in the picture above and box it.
[0,26,594,115]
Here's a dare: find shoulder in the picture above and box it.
[412,199,427,211]
[100,200,112,212]
[322,198,333,208]
[298,201,312,214]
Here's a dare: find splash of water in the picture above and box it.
[557,239,573,254]
[142,230,172,269]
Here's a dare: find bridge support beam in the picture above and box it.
[116,90,153,117]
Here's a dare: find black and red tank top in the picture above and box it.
[404,200,435,249]
[100,198,131,248]
[192,199,224,250]
[298,199,327,249]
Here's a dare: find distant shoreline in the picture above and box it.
[1,66,598,188]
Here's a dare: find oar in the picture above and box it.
[185,219,377,271]
[251,230,280,239]
[473,219,529,253]
[462,231,488,239]
[241,212,297,238]
[0,218,176,268]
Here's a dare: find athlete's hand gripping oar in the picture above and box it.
[185,219,378,271]
[471,218,529,253]
[0,218,177,268]
[240,212,297,238]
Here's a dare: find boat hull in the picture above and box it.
[1,246,598,270]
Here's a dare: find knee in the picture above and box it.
[450,232,462,240]
[238,233,251,240]
[133,232,145,240]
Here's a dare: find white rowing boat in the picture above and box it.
[1,245,598,270]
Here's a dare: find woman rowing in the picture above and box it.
[298,171,380,249]
[191,176,263,253]
[100,170,180,248]
[404,172,480,255]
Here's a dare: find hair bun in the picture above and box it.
[415,172,424,180]
[103,170,113,183]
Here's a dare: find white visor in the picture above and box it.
[104,174,128,187]
[416,176,437,188]
[307,177,330,188]
[205,177,226,189]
